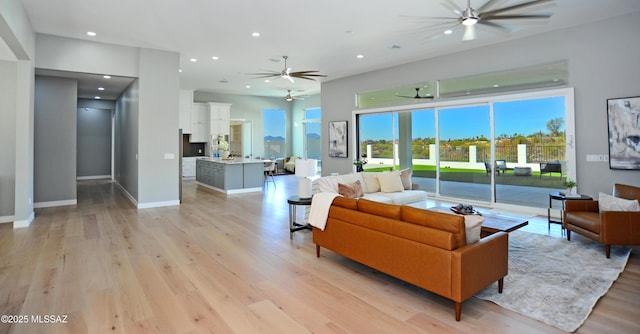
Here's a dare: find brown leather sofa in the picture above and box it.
[564,183,640,258]
[313,197,509,321]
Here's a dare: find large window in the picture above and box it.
[303,108,321,160]
[354,88,575,210]
[263,109,285,158]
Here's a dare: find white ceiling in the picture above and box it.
[18,0,640,99]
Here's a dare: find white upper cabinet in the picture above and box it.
[179,90,193,134]
[209,103,231,139]
[190,103,210,142]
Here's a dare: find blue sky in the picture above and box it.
[360,96,566,141]
[263,109,286,138]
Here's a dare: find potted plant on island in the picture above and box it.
[353,158,367,172]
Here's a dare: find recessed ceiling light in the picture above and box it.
[390,45,401,49]
[552,78,559,82]
[245,85,251,89]
[179,69,182,73]
[356,54,364,59]
[212,56,219,60]
[190,58,197,62]
[103,75,111,79]
[98,87,105,91]
[264,79,271,83]
[87,31,96,37]
[94,96,101,99]
[493,84,500,88]
[444,30,453,35]
[252,32,260,37]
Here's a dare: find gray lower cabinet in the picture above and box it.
[196,159,263,193]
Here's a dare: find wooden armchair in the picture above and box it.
[564,184,640,258]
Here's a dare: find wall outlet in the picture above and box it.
[586,154,609,162]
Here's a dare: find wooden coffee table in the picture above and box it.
[431,206,528,238]
[479,211,528,238]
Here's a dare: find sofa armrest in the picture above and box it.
[565,200,599,212]
[601,211,640,244]
[451,232,509,302]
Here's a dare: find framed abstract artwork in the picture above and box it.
[607,96,640,170]
[328,120,348,158]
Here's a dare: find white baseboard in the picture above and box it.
[77,175,112,180]
[114,181,138,207]
[137,200,180,209]
[0,215,15,224]
[34,199,77,208]
[13,211,34,228]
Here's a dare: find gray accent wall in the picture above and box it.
[34,76,77,204]
[114,80,139,200]
[77,107,112,178]
[321,12,640,197]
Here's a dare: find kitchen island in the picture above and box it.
[196,158,264,194]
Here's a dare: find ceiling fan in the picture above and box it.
[250,56,327,83]
[410,0,554,41]
[284,90,305,102]
[396,88,434,99]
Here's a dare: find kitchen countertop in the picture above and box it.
[198,157,266,164]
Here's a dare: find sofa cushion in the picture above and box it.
[400,205,466,248]
[565,211,601,234]
[378,172,405,193]
[338,180,364,198]
[598,192,640,212]
[400,168,412,190]
[361,172,381,193]
[357,198,402,220]
[370,190,428,205]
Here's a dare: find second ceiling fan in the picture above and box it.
[250,56,327,83]
[411,0,554,41]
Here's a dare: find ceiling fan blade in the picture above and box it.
[284,75,294,83]
[248,71,280,76]
[477,0,508,13]
[463,24,476,41]
[399,15,459,22]
[482,14,551,20]
[477,20,511,33]
[442,0,464,16]
[481,0,554,17]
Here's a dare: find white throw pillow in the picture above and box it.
[362,172,381,193]
[464,215,484,244]
[598,192,640,211]
[377,172,405,193]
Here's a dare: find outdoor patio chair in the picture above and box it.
[540,161,562,178]
[495,160,507,174]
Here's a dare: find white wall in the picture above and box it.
[321,12,640,196]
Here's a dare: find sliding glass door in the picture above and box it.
[438,104,491,202]
[493,96,567,207]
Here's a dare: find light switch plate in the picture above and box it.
[164,153,175,159]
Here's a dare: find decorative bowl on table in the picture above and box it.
[450,203,481,215]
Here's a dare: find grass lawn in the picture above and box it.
[364,165,565,189]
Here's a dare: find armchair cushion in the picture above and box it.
[598,192,640,211]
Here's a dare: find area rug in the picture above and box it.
[475,230,630,332]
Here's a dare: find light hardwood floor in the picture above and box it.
[1,176,638,333]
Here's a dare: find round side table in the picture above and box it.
[548,191,593,233]
[287,196,313,239]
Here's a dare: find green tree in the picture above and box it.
[546,117,564,136]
